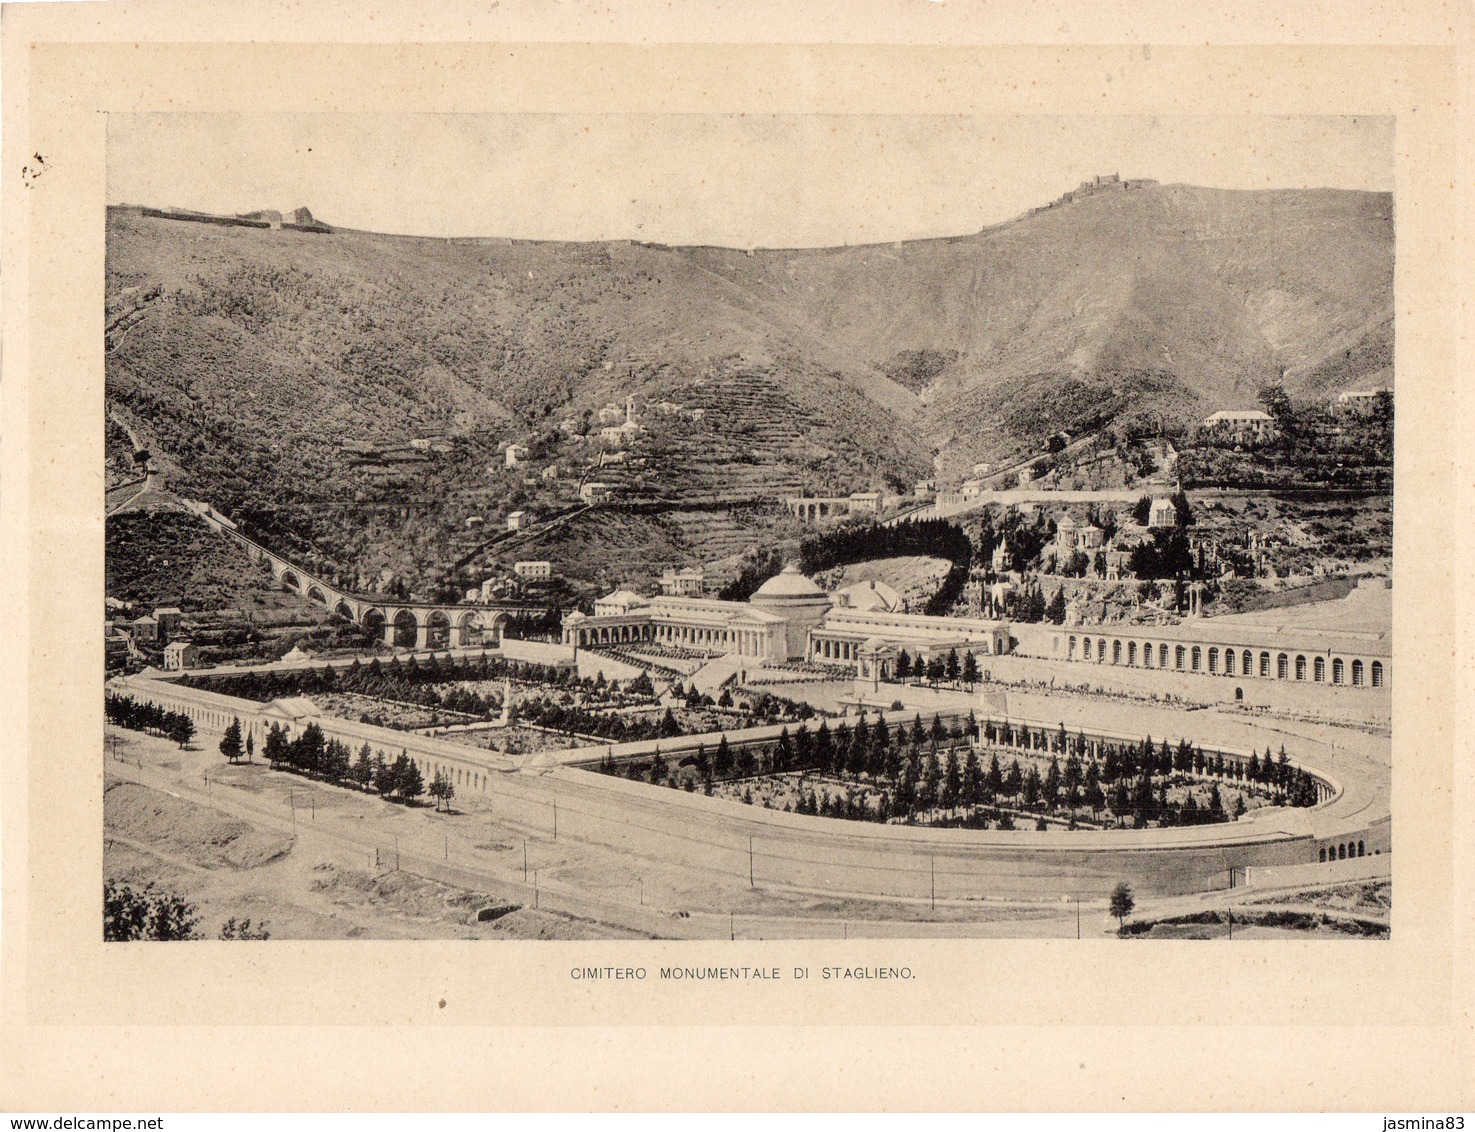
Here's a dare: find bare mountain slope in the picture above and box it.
[105,181,1391,580]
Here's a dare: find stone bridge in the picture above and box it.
[212,521,542,651]
[782,495,859,523]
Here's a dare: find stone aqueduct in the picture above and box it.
[232,533,521,651]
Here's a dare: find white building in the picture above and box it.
[504,443,530,468]
[580,481,614,504]
[567,565,1011,671]
[659,567,706,597]
[506,510,529,531]
[848,490,883,514]
[1337,388,1391,411]
[513,560,552,581]
[1148,497,1178,529]
[1202,409,1276,441]
[162,640,199,671]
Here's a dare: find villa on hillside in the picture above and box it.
[1202,409,1276,442]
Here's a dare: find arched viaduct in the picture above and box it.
[236,534,525,651]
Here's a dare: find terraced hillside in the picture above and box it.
[105,181,1391,597]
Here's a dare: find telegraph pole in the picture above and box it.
[523,838,529,881]
[749,836,755,888]
[930,854,936,910]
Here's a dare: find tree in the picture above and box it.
[351,743,375,790]
[428,767,456,812]
[924,655,945,686]
[219,718,243,764]
[1258,382,1292,423]
[292,723,326,777]
[1043,756,1061,810]
[219,917,271,940]
[895,650,912,680]
[262,723,288,769]
[961,749,982,807]
[395,754,425,803]
[169,713,196,749]
[374,752,398,797]
[942,750,962,813]
[944,649,961,683]
[104,881,199,941]
[322,738,352,783]
[961,651,979,688]
[1108,882,1135,931]
[244,731,255,764]
[1046,588,1067,625]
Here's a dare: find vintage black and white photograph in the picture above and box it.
[100,111,1394,944]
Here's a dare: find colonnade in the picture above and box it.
[1062,633,1386,689]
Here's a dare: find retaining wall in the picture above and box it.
[111,676,1384,901]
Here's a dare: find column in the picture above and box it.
[383,621,396,647]
[449,623,464,649]
[415,622,430,650]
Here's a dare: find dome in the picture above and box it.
[751,563,826,600]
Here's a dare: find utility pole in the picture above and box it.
[534,871,539,909]
[749,836,755,888]
[638,877,644,906]
[553,794,558,839]
[730,911,735,941]
[523,838,529,882]
[931,854,936,911]
[1076,897,1081,939]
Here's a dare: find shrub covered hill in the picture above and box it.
[105,182,1391,596]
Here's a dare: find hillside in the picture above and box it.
[105,181,1391,591]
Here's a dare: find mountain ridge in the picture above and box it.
[105,179,1392,582]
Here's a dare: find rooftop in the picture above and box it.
[752,564,827,600]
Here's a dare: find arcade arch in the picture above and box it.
[362,608,387,642]
[425,610,451,650]
[392,610,419,649]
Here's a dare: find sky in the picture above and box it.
[107,113,1394,247]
